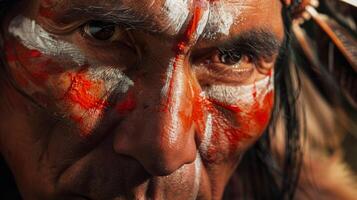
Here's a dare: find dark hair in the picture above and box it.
[223,6,304,200]
[0,1,306,199]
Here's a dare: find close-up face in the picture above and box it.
[0,0,285,199]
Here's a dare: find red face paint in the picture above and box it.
[158,0,210,142]
[6,38,137,137]
[163,6,206,112]
[64,71,108,110]
[5,40,67,87]
[115,90,137,115]
[197,89,274,161]
[160,0,275,161]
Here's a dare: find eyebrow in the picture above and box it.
[218,29,283,59]
[59,5,157,31]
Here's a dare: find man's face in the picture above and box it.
[0,0,284,199]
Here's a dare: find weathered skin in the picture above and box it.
[0,0,286,199]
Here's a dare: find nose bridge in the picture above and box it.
[113,2,210,176]
[113,53,198,176]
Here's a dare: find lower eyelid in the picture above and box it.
[193,63,256,86]
[203,75,274,106]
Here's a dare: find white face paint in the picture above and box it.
[161,57,176,98]
[163,57,186,144]
[203,1,246,38]
[88,67,134,95]
[204,75,274,105]
[9,15,135,94]
[8,15,86,65]
[161,2,211,143]
[163,0,190,34]
[199,114,213,155]
[195,5,210,38]
[192,153,202,199]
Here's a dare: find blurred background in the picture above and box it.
[291,0,357,173]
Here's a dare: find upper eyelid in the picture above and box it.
[217,42,277,60]
[202,29,282,59]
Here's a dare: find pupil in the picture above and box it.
[87,21,115,41]
[219,51,242,65]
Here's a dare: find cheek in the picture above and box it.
[198,78,274,162]
[5,39,134,136]
[5,40,65,99]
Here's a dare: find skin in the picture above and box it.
[0,0,288,199]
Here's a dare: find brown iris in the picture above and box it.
[83,21,116,41]
[218,50,243,66]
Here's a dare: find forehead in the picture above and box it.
[38,0,284,40]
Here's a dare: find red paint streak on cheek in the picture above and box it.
[249,91,274,132]
[62,71,110,136]
[206,90,275,154]
[5,42,53,86]
[5,42,42,61]
[115,91,137,115]
[64,72,108,110]
[6,40,67,86]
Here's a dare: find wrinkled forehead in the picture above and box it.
[37,0,284,40]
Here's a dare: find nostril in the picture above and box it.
[139,145,197,176]
[145,164,178,176]
[143,158,192,176]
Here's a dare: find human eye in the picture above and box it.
[71,20,139,68]
[192,47,274,87]
[80,21,128,45]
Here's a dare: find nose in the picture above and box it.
[113,56,199,176]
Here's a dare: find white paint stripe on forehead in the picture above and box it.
[163,0,190,34]
[205,75,274,105]
[203,1,248,38]
[8,15,86,65]
[195,6,210,38]
[204,1,234,38]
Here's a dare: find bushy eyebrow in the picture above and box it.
[58,5,159,32]
[218,29,282,59]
